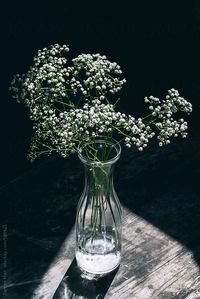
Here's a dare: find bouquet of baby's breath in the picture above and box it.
[10,43,192,162]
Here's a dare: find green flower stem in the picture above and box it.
[89,163,115,235]
[54,99,75,108]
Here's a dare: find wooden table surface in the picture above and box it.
[0,135,200,299]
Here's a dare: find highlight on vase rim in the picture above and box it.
[77,137,121,165]
[9,43,193,162]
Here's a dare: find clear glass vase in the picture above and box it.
[75,138,122,278]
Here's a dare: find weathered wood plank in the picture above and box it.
[106,208,200,299]
[27,205,200,298]
[31,228,75,299]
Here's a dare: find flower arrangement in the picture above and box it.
[10,43,192,162]
[9,43,194,277]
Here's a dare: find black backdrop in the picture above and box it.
[0,0,199,186]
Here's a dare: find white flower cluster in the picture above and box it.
[10,44,70,105]
[69,53,126,97]
[10,44,125,109]
[9,44,192,161]
[144,88,192,146]
[28,100,153,159]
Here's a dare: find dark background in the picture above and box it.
[0,3,200,297]
[0,0,199,186]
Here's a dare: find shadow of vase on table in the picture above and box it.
[53,259,119,299]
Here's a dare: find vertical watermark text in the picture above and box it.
[1,224,7,297]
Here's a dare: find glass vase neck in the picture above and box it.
[77,137,121,166]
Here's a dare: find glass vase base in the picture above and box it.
[76,246,121,280]
[77,259,121,280]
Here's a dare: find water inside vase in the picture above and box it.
[76,228,121,275]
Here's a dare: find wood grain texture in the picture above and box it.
[105,208,200,299]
